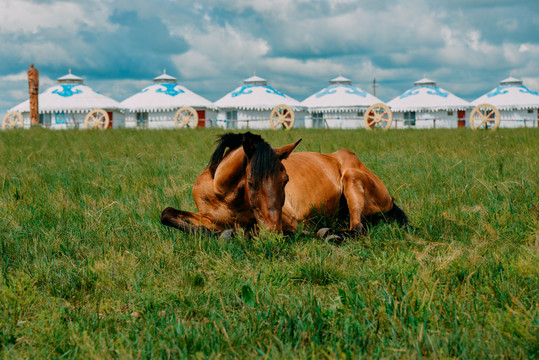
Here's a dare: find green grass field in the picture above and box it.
[1,128,538,359]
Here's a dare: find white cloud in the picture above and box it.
[264,57,339,78]
[90,78,150,101]
[0,71,28,82]
[172,23,270,80]
[496,18,519,32]
[0,71,55,111]
[8,89,27,101]
[1,0,538,115]
[522,77,539,91]
[0,0,87,34]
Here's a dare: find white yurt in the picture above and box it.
[8,70,124,129]
[214,75,307,130]
[302,75,384,129]
[471,76,539,128]
[121,71,218,129]
[387,78,472,129]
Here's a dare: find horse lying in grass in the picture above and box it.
[161,132,408,240]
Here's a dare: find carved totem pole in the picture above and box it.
[28,64,39,126]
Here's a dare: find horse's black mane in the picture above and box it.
[247,141,280,188]
[208,132,245,177]
[208,132,280,185]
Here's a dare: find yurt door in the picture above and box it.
[457,110,466,128]
[107,112,113,129]
[197,110,205,128]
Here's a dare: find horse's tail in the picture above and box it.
[387,198,409,227]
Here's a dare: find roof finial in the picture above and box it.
[163,68,167,75]
[69,68,72,74]
[254,70,256,76]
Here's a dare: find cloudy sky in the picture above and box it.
[1,0,538,115]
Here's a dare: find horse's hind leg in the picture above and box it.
[341,168,367,233]
[315,169,367,241]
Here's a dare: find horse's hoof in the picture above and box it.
[219,229,234,241]
[316,228,332,239]
[325,234,344,244]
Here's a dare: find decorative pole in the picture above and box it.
[28,64,39,126]
[372,77,377,97]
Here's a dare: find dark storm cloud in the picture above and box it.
[76,9,189,78]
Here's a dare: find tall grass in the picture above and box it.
[0,128,538,358]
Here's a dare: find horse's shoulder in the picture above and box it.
[193,168,213,190]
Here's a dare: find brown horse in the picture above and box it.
[161,132,407,239]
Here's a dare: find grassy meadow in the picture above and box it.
[0,127,538,359]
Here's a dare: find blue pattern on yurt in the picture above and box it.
[487,85,539,97]
[231,85,286,98]
[315,85,367,98]
[400,86,448,99]
[232,86,253,97]
[52,85,82,97]
[156,84,184,96]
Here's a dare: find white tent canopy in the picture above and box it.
[471,77,539,110]
[302,75,383,112]
[387,77,471,112]
[214,75,305,111]
[10,70,123,114]
[121,70,216,112]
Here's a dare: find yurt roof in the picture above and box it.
[302,76,383,113]
[121,71,217,112]
[214,75,306,111]
[57,70,84,84]
[152,70,177,83]
[471,76,539,110]
[387,78,471,112]
[10,71,123,114]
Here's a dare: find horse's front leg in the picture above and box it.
[161,207,226,234]
[281,212,298,234]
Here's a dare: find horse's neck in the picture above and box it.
[213,147,246,194]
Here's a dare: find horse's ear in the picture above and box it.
[275,139,302,160]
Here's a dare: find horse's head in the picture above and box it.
[242,133,301,232]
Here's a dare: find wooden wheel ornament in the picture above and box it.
[270,104,295,130]
[364,103,392,130]
[2,111,23,130]
[469,104,500,130]
[84,109,110,129]
[174,106,198,129]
